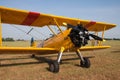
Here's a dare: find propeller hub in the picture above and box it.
[69,24,89,47]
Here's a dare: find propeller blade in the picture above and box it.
[89,34,103,41]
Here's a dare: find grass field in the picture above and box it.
[0,40,120,80]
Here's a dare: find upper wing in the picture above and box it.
[0,6,116,31]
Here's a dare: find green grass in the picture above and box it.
[0,40,120,80]
[2,40,117,47]
[2,41,30,47]
[2,41,41,47]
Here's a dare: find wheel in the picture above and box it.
[31,54,35,58]
[49,61,59,73]
[80,57,91,68]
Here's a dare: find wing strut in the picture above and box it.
[102,26,106,38]
[99,26,106,46]
[0,12,2,47]
[47,25,57,36]
[53,18,63,33]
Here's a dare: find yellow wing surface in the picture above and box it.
[0,6,116,31]
[0,47,58,54]
[0,46,110,54]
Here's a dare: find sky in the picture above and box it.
[0,0,120,40]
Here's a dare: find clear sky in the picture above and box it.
[0,0,120,40]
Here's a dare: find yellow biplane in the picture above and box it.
[0,6,116,73]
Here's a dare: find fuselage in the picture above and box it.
[43,28,74,51]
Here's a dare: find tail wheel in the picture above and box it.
[80,57,91,68]
[31,54,35,58]
[49,61,59,73]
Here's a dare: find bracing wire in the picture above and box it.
[10,24,39,39]
[10,24,68,46]
[10,24,50,40]
[33,28,48,40]
[27,28,34,34]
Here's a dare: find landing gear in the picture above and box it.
[80,57,90,68]
[48,47,91,73]
[31,54,35,58]
[48,47,65,73]
[49,61,59,73]
[76,49,91,68]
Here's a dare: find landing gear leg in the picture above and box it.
[76,49,91,68]
[49,47,65,73]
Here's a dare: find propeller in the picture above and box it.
[63,22,103,47]
[89,34,103,41]
[63,22,103,41]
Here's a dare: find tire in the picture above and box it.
[49,61,59,73]
[80,57,91,68]
[31,54,35,58]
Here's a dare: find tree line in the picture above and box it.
[104,38,120,40]
[2,37,120,41]
[2,38,25,41]
[2,37,14,41]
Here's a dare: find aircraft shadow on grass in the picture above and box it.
[0,54,94,68]
[111,50,120,53]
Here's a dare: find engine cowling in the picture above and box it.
[69,24,89,47]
